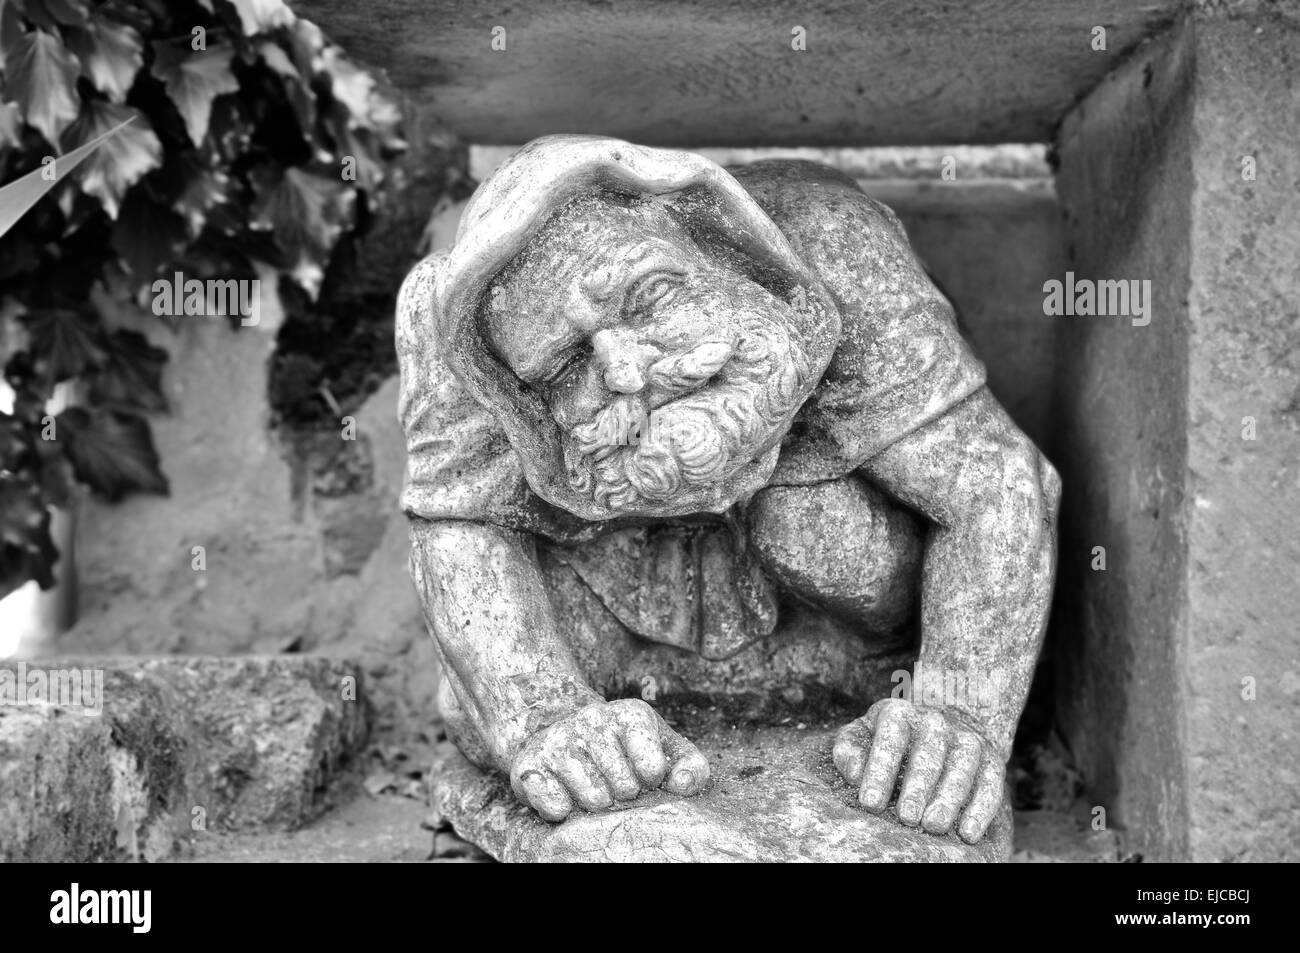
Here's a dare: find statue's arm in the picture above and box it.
[408,517,602,773]
[830,386,1059,841]
[857,387,1060,758]
[409,516,711,820]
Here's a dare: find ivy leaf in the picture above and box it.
[62,101,161,218]
[251,166,353,297]
[0,101,20,148]
[26,307,104,382]
[5,28,82,148]
[227,0,295,37]
[151,41,240,147]
[65,15,144,103]
[1,113,137,236]
[37,0,90,27]
[55,407,168,501]
[87,328,168,413]
[0,0,23,73]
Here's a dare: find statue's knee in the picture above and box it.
[748,477,923,632]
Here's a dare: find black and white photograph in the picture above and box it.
[0,0,1293,918]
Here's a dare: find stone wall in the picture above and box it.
[1053,21,1196,863]
[1055,3,1300,861]
[1183,6,1300,862]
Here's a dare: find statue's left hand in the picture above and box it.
[832,698,1005,843]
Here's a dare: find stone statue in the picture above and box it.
[401,136,1059,862]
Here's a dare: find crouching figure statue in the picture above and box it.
[401,136,1059,862]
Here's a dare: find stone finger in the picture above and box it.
[584,730,643,801]
[516,768,574,823]
[551,750,615,813]
[957,755,1006,844]
[661,738,710,795]
[832,715,873,786]
[921,731,983,835]
[897,711,949,825]
[859,706,912,811]
[620,723,669,788]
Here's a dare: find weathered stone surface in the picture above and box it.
[137,656,370,831]
[0,656,369,861]
[0,669,187,863]
[1053,14,1195,865]
[431,719,1012,863]
[293,0,1181,146]
[1183,7,1300,863]
[1054,3,1300,861]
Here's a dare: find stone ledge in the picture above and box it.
[293,0,1183,146]
[0,656,369,862]
[430,720,1012,863]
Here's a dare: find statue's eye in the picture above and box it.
[542,347,586,386]
[625,272,683,316]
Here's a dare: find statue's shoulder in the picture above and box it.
[724,160,918,307]
[724,159,905,244]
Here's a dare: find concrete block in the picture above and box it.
[0,656,369,861]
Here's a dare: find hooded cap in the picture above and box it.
[431,135,843,520]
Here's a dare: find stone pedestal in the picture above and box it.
[430,714,1012,863]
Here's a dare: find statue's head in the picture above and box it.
[433,136,843,520]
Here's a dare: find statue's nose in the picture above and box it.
[592,329,647,394]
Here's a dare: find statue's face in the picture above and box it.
[484,195,811,513]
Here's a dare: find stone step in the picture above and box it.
[0,656,369,862]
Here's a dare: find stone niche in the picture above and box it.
[294,0,1300,862]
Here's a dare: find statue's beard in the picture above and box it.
[561,315,811,513]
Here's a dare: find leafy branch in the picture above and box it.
[0,0,403,595]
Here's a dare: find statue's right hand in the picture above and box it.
[509,698,709,822]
